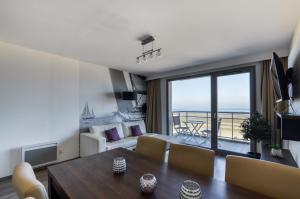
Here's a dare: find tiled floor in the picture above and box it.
[170,135,250,154]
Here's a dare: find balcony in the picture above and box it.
[171,111,250,154]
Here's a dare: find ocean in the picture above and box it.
[172,107,250,113]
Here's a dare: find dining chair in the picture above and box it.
[168,143,215,177]
[225,155,300,199]
[136,136,167,162]
[12,162,48,199]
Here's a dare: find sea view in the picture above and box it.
[170,73,251,141]
[171,107,250,141]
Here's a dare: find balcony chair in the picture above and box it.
[172,115,190,136]
[201,118,222,145]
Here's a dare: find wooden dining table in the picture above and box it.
[48,148,269,199]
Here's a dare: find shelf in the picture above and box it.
[261,145,298,167]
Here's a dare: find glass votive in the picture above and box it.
[140,173,157,194]
[180,180,202,199]
[113,157,126,174]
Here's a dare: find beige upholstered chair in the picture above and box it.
[135,136,167,162]
[225,155,300,199]
[12,162,48,199]
[168,143,215,177]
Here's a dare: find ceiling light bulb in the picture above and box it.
[143,55,147,62]
[149,52,153,59]
[156,49,161,57]
[136,57,141,64]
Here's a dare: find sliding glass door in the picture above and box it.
[169,76,212,148]
[215,72,251,154]
[168,67,255,155]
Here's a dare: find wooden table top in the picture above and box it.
[48,148,269,199]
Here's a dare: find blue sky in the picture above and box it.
[171,73,250,112]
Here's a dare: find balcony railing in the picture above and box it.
[171,111,250,142]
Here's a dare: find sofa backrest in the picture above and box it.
[122,120,146,137]
[90,123,124,139]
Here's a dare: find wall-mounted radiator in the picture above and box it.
[22,142,58,168]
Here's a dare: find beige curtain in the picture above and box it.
[260,57,288,146]
[145,79,162,133]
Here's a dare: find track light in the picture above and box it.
[156,49,161,57]
[136,57,141,64]
[136,35,162,64]
[149,52,153,59]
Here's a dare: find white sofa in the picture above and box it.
[80,120,151,157]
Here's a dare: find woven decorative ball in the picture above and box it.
[140,174,157,194]
[180,180,202,199]
[113,157,126,174]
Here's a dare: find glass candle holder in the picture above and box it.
[113,157,126,174]
[140,174,157,194]
[180,180,202,199]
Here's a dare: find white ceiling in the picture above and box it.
[0,0,299,76]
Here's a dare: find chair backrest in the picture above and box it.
[168,143,215,177]
[225,155,300,199]
[136,136,167,162]
[12,162,48,199]
[172,116,181,127]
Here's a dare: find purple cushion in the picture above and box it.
[104,127,121,142]
[131,125,143,136]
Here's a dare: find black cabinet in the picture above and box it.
[277,112,300,141]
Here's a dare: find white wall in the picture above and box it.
[79,62,118,117]
[0,42,80,177]
[0,41,119,177]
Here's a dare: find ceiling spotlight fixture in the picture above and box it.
[149,52,153,59]
[156,48,161,57]
[136,57,141,64]
[136,35,162,64]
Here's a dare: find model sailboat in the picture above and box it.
[81,103,95,120]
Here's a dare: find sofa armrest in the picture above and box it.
[80,133,106,157]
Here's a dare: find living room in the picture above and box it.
[1,1,300,199]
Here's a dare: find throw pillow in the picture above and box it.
[131,125,143,136]
[105,127,121,142]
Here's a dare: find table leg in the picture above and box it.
[195,123,204,135]
[48,173,61,199]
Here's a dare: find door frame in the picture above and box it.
[211,66,256,155]
[166,66,256,156]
